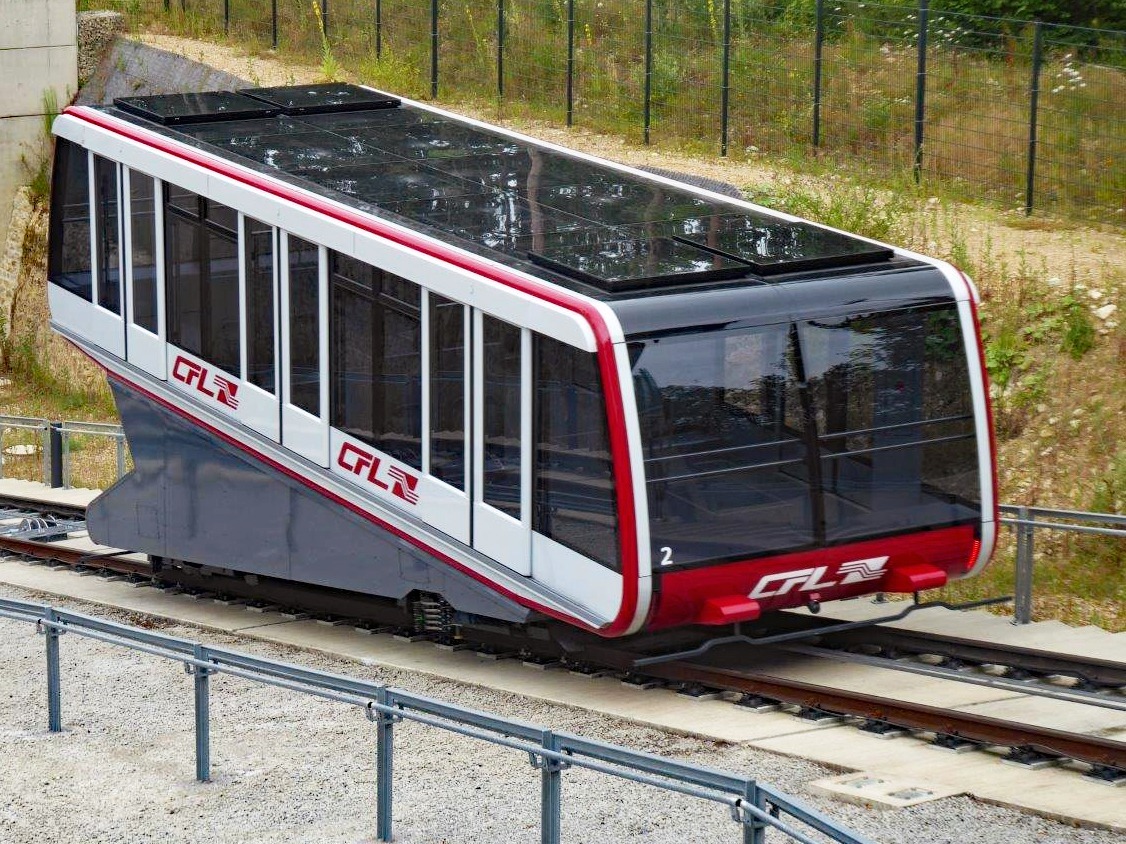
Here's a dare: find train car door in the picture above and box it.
[237,215,281,441]
[85,153,127,358]
[279,232,330,465]
[122,167,165,378]
[472,312,532,575]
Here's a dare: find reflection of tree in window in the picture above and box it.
[288,235,320,415]
[48,140,92,300]
[130,171,158,333]
[429,294,465,489]
[165,188,241,377]
[535,336,619,571]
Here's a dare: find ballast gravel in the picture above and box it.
[0,582,1118,844]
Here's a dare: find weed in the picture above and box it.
[1060,294,1096,359]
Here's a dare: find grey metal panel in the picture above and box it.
[87,381,532,623]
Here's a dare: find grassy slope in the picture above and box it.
[3,25,1122,627]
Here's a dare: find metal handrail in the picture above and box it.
[999,505,1125,625]
[0,598,872,844]
[0,416,127,489]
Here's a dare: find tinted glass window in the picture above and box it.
[129,171,158,333]
[482,316,522,518]
[288,235,321,416]
[328,254,422,469]
[165,187,241,376]
[373,273,421,468]
[244,217,275,393]
[535,336,619,571]
[48,140,92,300]
[632,305,979,568]
[93,156,121,314]
[331,255,375,442]
[429,294,465,490]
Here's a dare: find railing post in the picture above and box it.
[0,424,5,480]
[812,0,825,149]
[1013,506,1035,625]
[744,779,767,844]
[720,0,732,156]
[913,0,930,183]
[190,644,213,783]
[374,688,395,842]
[42,608,63,733]
[375,0,382,58]
[1025,21,1044,216]
[540,730,563,844]
[643,0,653,144]
[272,0,278,49]
[49,422,63,489]
[497,0,505,98]
[565,0,575,126]
[430,0,440,99]
[116,433,126,481]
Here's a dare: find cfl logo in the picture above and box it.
[172,355,240,410]
[749,556,889,599]
[337,441,420,506]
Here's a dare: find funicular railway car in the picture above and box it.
[46,84,996,639]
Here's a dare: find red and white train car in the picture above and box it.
[47,84,996,637]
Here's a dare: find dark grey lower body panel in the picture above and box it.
[87,380,532,623]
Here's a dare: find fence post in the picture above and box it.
[1013,506,1035,625]
[49,423,63,489]
[643,0,653,145]
[116,433,126,482]
[43,608,63,733]
[497,0,505,98]
[566,0,575,126]
[321,0,329,38]
[224,0,229,34]
[430,0,440,99]
[913,0,929,183]
[540,730,563,844]
[190,644,213,783]
[812,0,825,148]
[720,0,732,156]
[1025,21,1044,216]
[272,0,278,49]
[375,0,382,58]
[374,688,395,842]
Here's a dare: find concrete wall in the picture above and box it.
[0,0,77,244]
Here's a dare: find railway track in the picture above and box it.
[2,494,1124,781]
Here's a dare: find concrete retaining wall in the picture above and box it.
[0,0,77,245]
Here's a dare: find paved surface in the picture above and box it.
[0,556,1122,832]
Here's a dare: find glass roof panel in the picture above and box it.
[295,161,489,204]
[668,214,893,275]
[385,194,592,253]
[528,234,750,291]
[239,83,401,115]
[114,92,279,125]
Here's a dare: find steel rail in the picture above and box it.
[590,651,1126,769]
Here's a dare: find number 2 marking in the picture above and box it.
[659,546,674,566]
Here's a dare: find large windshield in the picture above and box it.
[630,305,980,568]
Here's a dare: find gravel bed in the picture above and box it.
[0,582,1117,844]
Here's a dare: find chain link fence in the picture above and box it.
[88,1,1123,218]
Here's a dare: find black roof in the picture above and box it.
[109,84,904,299]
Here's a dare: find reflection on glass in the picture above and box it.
[633,306,979,567]
[288,235,320,415]
[535,336,619,571]
[430,294,465,490]
[129,171,158,333]
[48,140,92,301]
[245,217,275,392]
[482,316,522,517]
[94,156,121,314]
